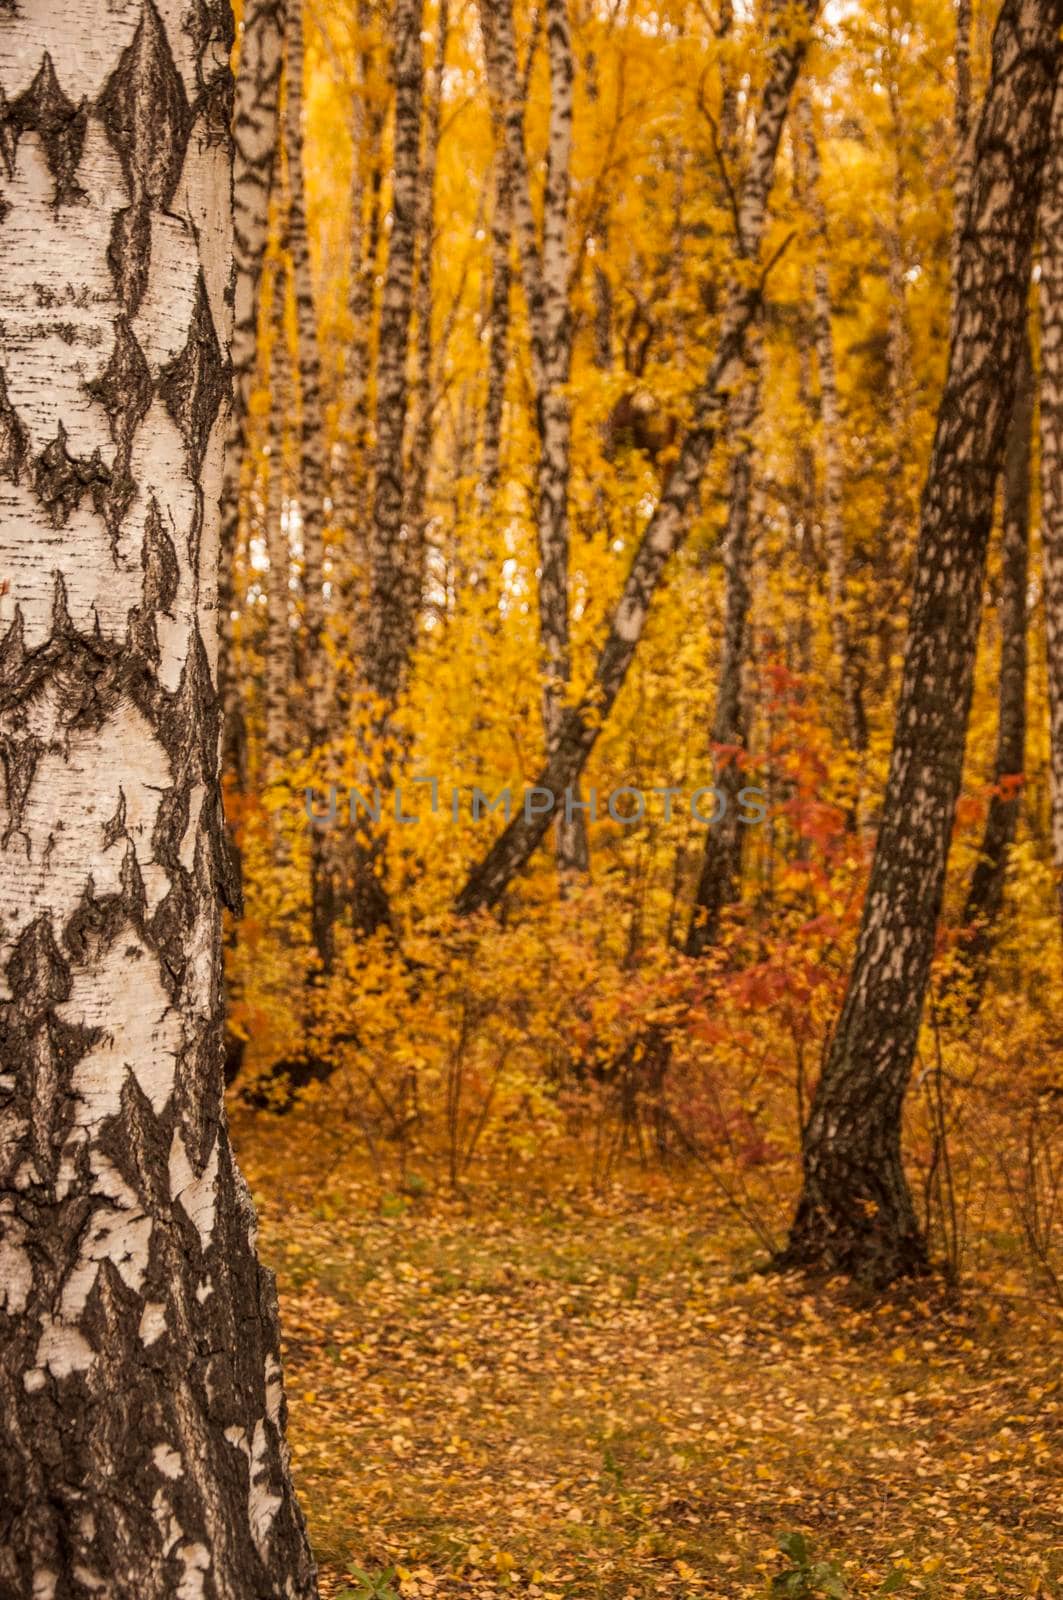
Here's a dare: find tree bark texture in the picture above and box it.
[0,3,317,1595]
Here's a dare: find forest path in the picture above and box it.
[233,1113,1062,1600]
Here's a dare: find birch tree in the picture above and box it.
[219,0,287,788]
[1041,84,1063,931]
[778,0,1062,1285]
[798,94,867,754]
[352,0,425,940]
[0,2,316,1594]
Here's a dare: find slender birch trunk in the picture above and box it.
[779,0,1061,1285]
[479,154,513,508]
[1039,83,1063,931]
[799,96,867,753]
[349,0,425,941]
[953,0,974,302]
[456,0,820,914]
[687,339,762,957]
[285,0,328,751]
[365,0,425,702]
[479,0,589,875]
[219,0,287,791]
[404,0,449,577]
[0,5,317,1593]
[265,262,294,774]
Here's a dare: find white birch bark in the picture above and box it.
[0,3,316,1593]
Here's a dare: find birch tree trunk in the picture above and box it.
[686,340,761,957]
[456,0,818,916]
[953,0,974,302]
[1041,84,1063,931]
[404,0,449,576]
[365,0,424,707]
[954,326,1032,1007]
[0,4,317,1595]
[285,0,328,751]
[479,152,513,508]
[779,0,1061,1286]
[350,0,425,941]
[799,96,867,753]
[265,262,294,775]
[479,0,589,876]
[219,0,287,790]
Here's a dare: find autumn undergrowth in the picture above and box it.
[232,1111,1062,1600]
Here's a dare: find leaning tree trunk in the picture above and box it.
[1041,83,1063,933]
[219,0,287,792]
[953,326,1032,1008]
[456,0,820,916]
[0,5,317,1597]
[778,0,1062,1286]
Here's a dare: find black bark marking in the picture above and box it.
[158,272,228,473]
[99,0,191,210]
[8,53,87,206]
[32,422,112,529]
[0,730,42,846]
[87,318,153,533]
[0,367,28,482]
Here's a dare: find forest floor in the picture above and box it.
[233,1110,1063,1600]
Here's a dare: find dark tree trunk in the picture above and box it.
[778,0,1061,1287]
[0,4,317,1594]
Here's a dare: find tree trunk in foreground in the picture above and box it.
[954,326,1032,1008]
[455,0,819,916]
[0,6,317,1595]
[778,0,1061,1286]
[1041,83,1063,933]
